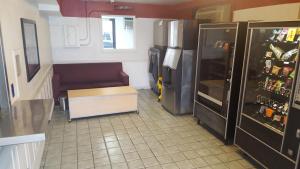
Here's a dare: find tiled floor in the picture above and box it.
[41,90,257,169]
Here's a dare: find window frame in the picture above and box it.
[101,15,136,51]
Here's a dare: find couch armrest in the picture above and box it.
[119,71,129,85]
[52,74,61,103]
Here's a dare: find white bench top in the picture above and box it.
[68,86,138,98]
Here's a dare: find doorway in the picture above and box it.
[0,25,11,111]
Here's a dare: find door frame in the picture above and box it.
[0,24,11,111]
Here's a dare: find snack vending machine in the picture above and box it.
[235,21,300,169]
[194,23,247,143]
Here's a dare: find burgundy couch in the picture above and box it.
[52,62,129,102]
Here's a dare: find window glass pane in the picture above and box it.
[102,18,114,49]
[102,16,135,49]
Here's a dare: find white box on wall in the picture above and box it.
[64,25,80,48]
[233,3,300,22]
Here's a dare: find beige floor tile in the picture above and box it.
[191,157,208,168]
[95,165,111,169]
[142,157,159,168]
[196,148,214,157]
[93,150,108,159]
[146,165,163,169]
[225,161,245,169]
[44,165,61,169]
[217,153,242,163]
[94,156,110,166]
[122,146,137,154]
[156,155,173,164]
[78,159,94,169]
[124,151,141,161]
[203,156,222,165]
[210,163,229,169]
[106,141,120,149]
[105,136,118,142]
[61,163,77,169]
[138,149,155,159]
[62,147,77,156]
[132,137,146,145]
[110,154,126,164]
[108,147,123,156]
[78,145,92,153]
[176,160,195,169]
[128,159,145,169]
[112,162,129,169]
[135,143,150,151]
[161,163,179,169]
[78,151,93,160]
[237,159,255,169]
[183,150,199,159]
[170,152,186,162]
[61,154,77,164]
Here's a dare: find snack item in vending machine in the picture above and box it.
[265,108,275,118]
[277,105,284,112]
[283,102,289,113]
[286,28,297,42]
[285,89,291,97]
[265,51,273,58]
[282,67,293,77]
[264,77,270,89]
[276,28,288,42]
[274,80,284,93]
[256,95,262,104]
[271,66,281,75]
[268,80,276,91]
[281,48,298,61]
[265,60,272,73]
[283,115,288,126]
[223,42,229,51]
[259,105,267,114]
[294,54,299,62]
[284,78,293,88]
[273,114,282,122]
[289,70,296,79]
[270,44,284,59]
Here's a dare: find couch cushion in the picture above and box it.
[61,81,125,91]
[54,63,123,84]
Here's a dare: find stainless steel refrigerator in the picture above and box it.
[161,20,199,115]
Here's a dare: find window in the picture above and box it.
[102,16,135,49]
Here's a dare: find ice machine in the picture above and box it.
[161,20,199,115]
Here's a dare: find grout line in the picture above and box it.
[99,118,113,169]
[86,119,95,169]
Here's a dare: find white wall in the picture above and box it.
[0,0,53,102]
[49,16,155,89]
[233,3,300,22]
